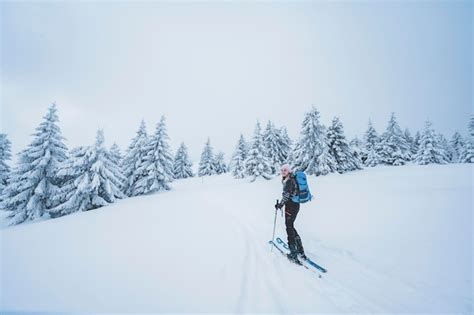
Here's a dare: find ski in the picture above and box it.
[269,240,287,256]
[269,240,308,268]
[270,239,323,278]
[276,237,327,273]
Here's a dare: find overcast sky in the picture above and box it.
[1,1,472,162]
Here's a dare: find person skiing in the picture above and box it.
[275,164,306,264]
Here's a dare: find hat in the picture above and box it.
[280,164,292,173]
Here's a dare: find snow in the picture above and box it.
[1,164,472,313]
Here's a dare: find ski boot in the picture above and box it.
[287,243,302,265]
[287,252,302,265]
[298,253,307,260]
[295,235,307,260]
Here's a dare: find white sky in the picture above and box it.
[1,1,472,162]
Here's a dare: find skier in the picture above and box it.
[275,164,306,264]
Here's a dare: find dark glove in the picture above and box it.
[275,202,284,210]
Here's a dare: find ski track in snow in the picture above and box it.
[229,201,287,313]
[220,185,390,313]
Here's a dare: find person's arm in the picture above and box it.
[277,179,294,208]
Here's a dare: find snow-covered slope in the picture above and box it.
[1,164,472,313]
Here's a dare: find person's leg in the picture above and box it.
[285,201,299,255]
[295,234,305,257]
[292,204,305,256]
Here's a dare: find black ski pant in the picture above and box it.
[285,200,304,255]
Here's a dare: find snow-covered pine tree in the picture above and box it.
[286,145,296,170]
[460,116,474,163]
[1,104,68,224]
[245,121,273,181]
[379,113,410,166]
[198,138,216,177]
[134,116,174,193]
[49,130,126,217]
[173,142,194,179]
[292,107,326,175]
[436,133,451,162]
[278,127,293,164]
[449,132,465,163]
[110,143,123,166]
[109,143,125,194]
[263,121,281,174]
[363,120,381,167]
[414,121,448,165]
[122,120,149,196]
[0,133,12,200]
[230,134,248,179]
[263,121,292,174]
[316,130,337,175]
[412,131,421,156]
[327,117,362,173]
[403,128,414,161]
[350,136,366,165]
[365,147,381,167]
[213,152,228,174]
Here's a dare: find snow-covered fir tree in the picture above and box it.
[0,133,12,200]
[363,120,379,151]
[278,127,293,164]
[173,142,194,179]
[198,138,216,177]
[230,134,248,179]
[449,132,465,163]
[349,136,366,165]
[49,130,126,218]
[410,131,421,159]
[412,131,421,156]
[403,128,414,161]
[363,120,381,167]
[134,116,174,193]
[109,143,125,194]
[326,117,362,173]
[316,131,337,175]
[436,133,451,162]
[122,120,149,196]
[245,122,273,181]
[1,104,68,225]
[263,121,290,174]
[286,146,296,170]
[414,121,448,165]
[460,116,474,163]
[109,143,123,166]
[379,113,410,166]
[263,121,279,174]
[365,146,381,167]
[291,107,326,175]
[213,152,228,174]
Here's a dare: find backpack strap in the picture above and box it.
[291,173,299,197]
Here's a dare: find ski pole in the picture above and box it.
[271,199,279,251]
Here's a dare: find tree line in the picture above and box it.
[0,104,472,225]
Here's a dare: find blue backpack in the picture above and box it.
[291,171,312,203]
